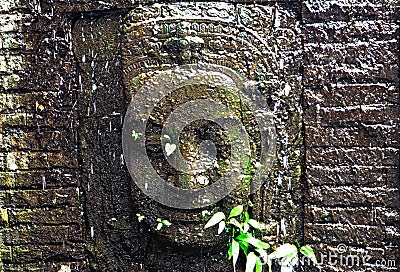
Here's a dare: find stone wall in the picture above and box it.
[302,1,399,271]
[0,0,398,271]
[0,1,86,271]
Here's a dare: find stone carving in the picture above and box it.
[121,2,301,249]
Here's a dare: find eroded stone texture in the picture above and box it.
[0,2,86,272]
[0,0,398,272]
[71,2,302,270]
[302,0,399,271]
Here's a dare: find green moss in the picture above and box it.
[0,209,8,225]
[0,172,15,188]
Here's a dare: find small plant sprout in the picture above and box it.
[156,218,172,230]
[131,130,143,141]
[201,210,211,217]
[165,143,176,156]
[163,134,176,156]
[268,242,317,269]
[205,205,269,272]
[136,213,145,222]
[204,205,316,272]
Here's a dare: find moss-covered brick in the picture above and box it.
[9,207,82,225]
[0,245,12,262]
[5,188,79,208]
[3,226,70,245]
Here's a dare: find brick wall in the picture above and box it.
[0,0,399,271]
[302,0,399,271]
[0,1,86,271]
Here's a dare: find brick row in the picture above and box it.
[305,205,399,226]
[303,63,398,86]
[306,165,398,187]
[305,223,386,247]
[306,185,398,208]
[12,244,86,264]
[0,170,79,189]
[0,111,77,128]
[0,127,76,151]
[303,20,398,44]
[0,91,75,113]
[3,151,78,170]
[304,104,399,126]
[304,40,398,66]
[1,188,80,208]
[2,225,82,245]
[3,261,87,272]
[302,0,397,23]
[306,147,399,166]
[305,125,399,147]
[8,207,82,226]
[304,83,398,107]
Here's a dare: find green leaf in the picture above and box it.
[165,143,177,156]
[229,205,244,218]
[300,245,317,264]
[131,130,143,140]
[204,212,225,229]
[136,213,145,222]
[248,219,261,229]
[201,210,210,217]
[228,242,233,260]
[255,256,263,272]
[270,243,298,259]
[161,220,172,227]
[245,212,250,222]
[243,222,250,233]
[239,241,249,255]
[229,218,244,232]
[218,220,226,234]
[245,252,258,272]
[236,234,270,249]
[270,243,298,266]
[255,248,269,264]
[232,239,240,267]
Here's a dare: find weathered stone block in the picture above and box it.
[304,84,399,107]
[5,188,79,208]
[302,0,397,23]
[0,54,24,72]
[0,208,9,227]
[305,125,399,147]
[0,245,12,262]
[305,223,385,246]
[306,165,397,187]
[307,147,399,166]
[305,205,400,226]
[13,246,42,264]
[303,63,398,86]
[307,185,399,208]
[303,21,398,44]
[9,207,82,225]
[3,225,70,245]
[0,33,24,50]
